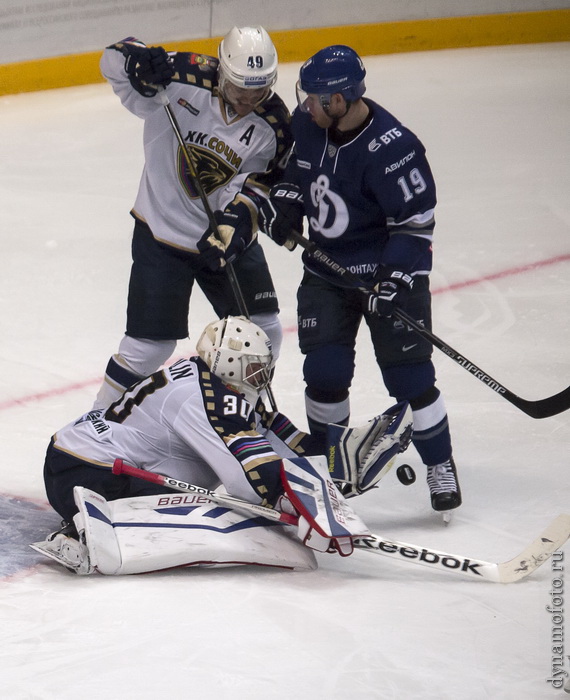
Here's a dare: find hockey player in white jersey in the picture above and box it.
[93,27,293,410]
[34,317,412,575]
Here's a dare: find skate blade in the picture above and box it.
[29,541,78,572]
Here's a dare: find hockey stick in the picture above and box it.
[113,458,297,524]
[158,89,277,409]
[288,231,570,419]
[113,459,570,583]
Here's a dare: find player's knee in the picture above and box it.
[118,336,177,377]
[303,345,354,396]
[382,360,436,402]
[250,312,282,361]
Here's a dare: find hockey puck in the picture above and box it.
[396,464,416,486]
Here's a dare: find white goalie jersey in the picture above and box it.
[52,357,292,507]
[100,40,293,252]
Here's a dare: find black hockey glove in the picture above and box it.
[124,45,174,97]
[197,201,255,272]
[258,183,304,249]
[367,268,414,317]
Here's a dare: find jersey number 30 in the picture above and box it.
[223,394,252,419]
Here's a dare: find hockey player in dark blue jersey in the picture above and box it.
[259,45,461,515]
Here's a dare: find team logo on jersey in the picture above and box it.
[309,174,349,238]
[327,144,337,158]
[189,53,218,70]
[177,143,238,198]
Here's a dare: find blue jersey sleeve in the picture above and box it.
[368,124,436,273]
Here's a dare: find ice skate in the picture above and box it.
[30,522,93,575]
[426,459,462,518]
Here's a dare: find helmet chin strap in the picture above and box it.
[320,94,352,130]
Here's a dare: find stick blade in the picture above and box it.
[512,385,570,419]
[497,514,570,583]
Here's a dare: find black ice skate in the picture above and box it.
[426,458,462,514]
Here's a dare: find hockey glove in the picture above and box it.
[258,183,304,249]
[278,456,370,556]
[197,201,256,272]
[367,267,414,317]
[327,402,413,498]
[124,45,174,97]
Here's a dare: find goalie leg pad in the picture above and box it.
[73,488,317,575]
[326,401,413,497]
[74,487,122,575]
[280,456,370,556]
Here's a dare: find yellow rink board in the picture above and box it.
[1,10,569,96]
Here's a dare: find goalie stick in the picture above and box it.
[113,459,569,583]
[287,231,570,420]
[158,88,277,410]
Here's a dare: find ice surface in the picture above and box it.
[0,44,569,699]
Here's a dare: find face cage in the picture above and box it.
[236,353,273,391]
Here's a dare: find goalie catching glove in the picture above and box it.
[327,401,413,498]
[278,456,370,556]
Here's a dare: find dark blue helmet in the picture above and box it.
[299,45,366,101]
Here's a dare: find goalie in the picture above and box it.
[33,317,412,575]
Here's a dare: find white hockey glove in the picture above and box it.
[278,456,370,556]
[326,402,413,498]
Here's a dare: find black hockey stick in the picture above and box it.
[158,90,249,315]
[158,90,277,409]
[113,459,570,583]
[288,230,570,419]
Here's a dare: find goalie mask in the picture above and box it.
[296,44,366,113]
[218,26,277,113]
[196,316,273,398]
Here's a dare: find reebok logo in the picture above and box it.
[355,537,484,576]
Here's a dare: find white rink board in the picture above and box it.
[2,0,566,62]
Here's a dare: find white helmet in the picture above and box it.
[196,316,273,397]
[218,26,278,90]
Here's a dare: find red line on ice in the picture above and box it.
[431,253,570,295]
[2,252,569,412]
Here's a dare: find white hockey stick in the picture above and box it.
[113,459,570,583]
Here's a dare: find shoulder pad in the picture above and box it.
[170,52,219,91]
